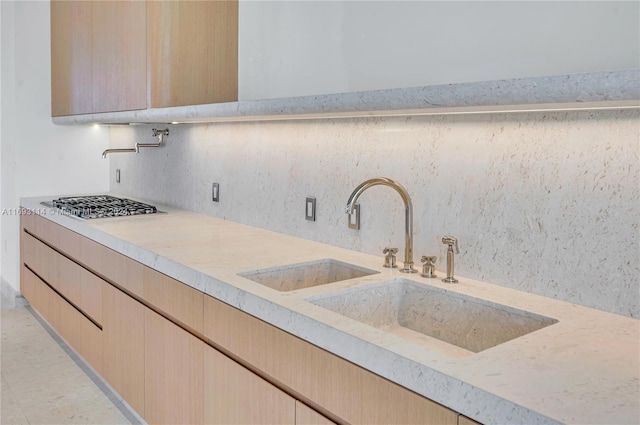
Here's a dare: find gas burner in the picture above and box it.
[47,195,158,219]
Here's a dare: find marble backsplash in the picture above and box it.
[108,109,639,318]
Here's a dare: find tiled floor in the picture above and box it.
[1,302,138,425]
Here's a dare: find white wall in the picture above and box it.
[0,1,110,301]
[239,1,640,100]
[110,109,640,319]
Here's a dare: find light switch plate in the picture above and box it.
[348,204,360,230]
[212,183,220,202]
[305,197,316,221]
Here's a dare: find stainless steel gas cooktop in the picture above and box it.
[42,195,159,220]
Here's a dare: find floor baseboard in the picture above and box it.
[1,277,26,308]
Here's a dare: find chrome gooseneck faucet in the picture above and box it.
[346,177,417,273]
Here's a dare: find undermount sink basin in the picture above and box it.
[238,259,379,292]
[306,279,557,356]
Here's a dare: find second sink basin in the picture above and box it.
[306,278,557,356]
[238,259,379,292]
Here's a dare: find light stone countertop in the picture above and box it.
[21,196,640,425]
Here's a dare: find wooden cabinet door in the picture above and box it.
[50,0,146,115]
[147,0,238,108]
[203,344,295,425]
[145,308,204,425]
[295,401,336,425]
[91,1,146,113]
[102,283,145,416]
[50,0,92,116]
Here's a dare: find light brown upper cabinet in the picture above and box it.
[91,1,147,114]
[51,0,238,117]
[147,1,238,108]
[50,0,93,116]
[51,1,146,116]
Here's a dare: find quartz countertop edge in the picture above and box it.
[20,196,640,425]
[52,69,640,125]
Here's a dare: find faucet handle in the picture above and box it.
[420,256,437,278]
[383,247,398,268]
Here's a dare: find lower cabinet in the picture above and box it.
[102,283,145,416]
[204,344,296,424]
[24,264,339,425]
[21,265,102,373]
[21,232,103,324]
[20,212,479,425]
[145,307,204,425]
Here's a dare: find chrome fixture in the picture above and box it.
[383,247,398,268]
[420,256,437,279]
[346,177,417,273]
[347,204,360,230]
[102,128,169,158]
[442,236,459,283]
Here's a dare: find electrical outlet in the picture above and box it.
[115,169,121,183]
[348,204,360,230]
[305,197,316,221]
[212,183,220,202]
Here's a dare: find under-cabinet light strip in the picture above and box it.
[87,100,639,126]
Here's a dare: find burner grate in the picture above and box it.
[50,195,158,219]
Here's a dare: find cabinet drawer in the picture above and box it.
[22,212,145,298]
[143,267,204,334]
[204,344,296,424]
[203,295,457,425]
[22,232,102,325]
[22,212,201,331]
[22,266,102,374]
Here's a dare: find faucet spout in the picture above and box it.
[346,177,417,273]
[101,148,137,158]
